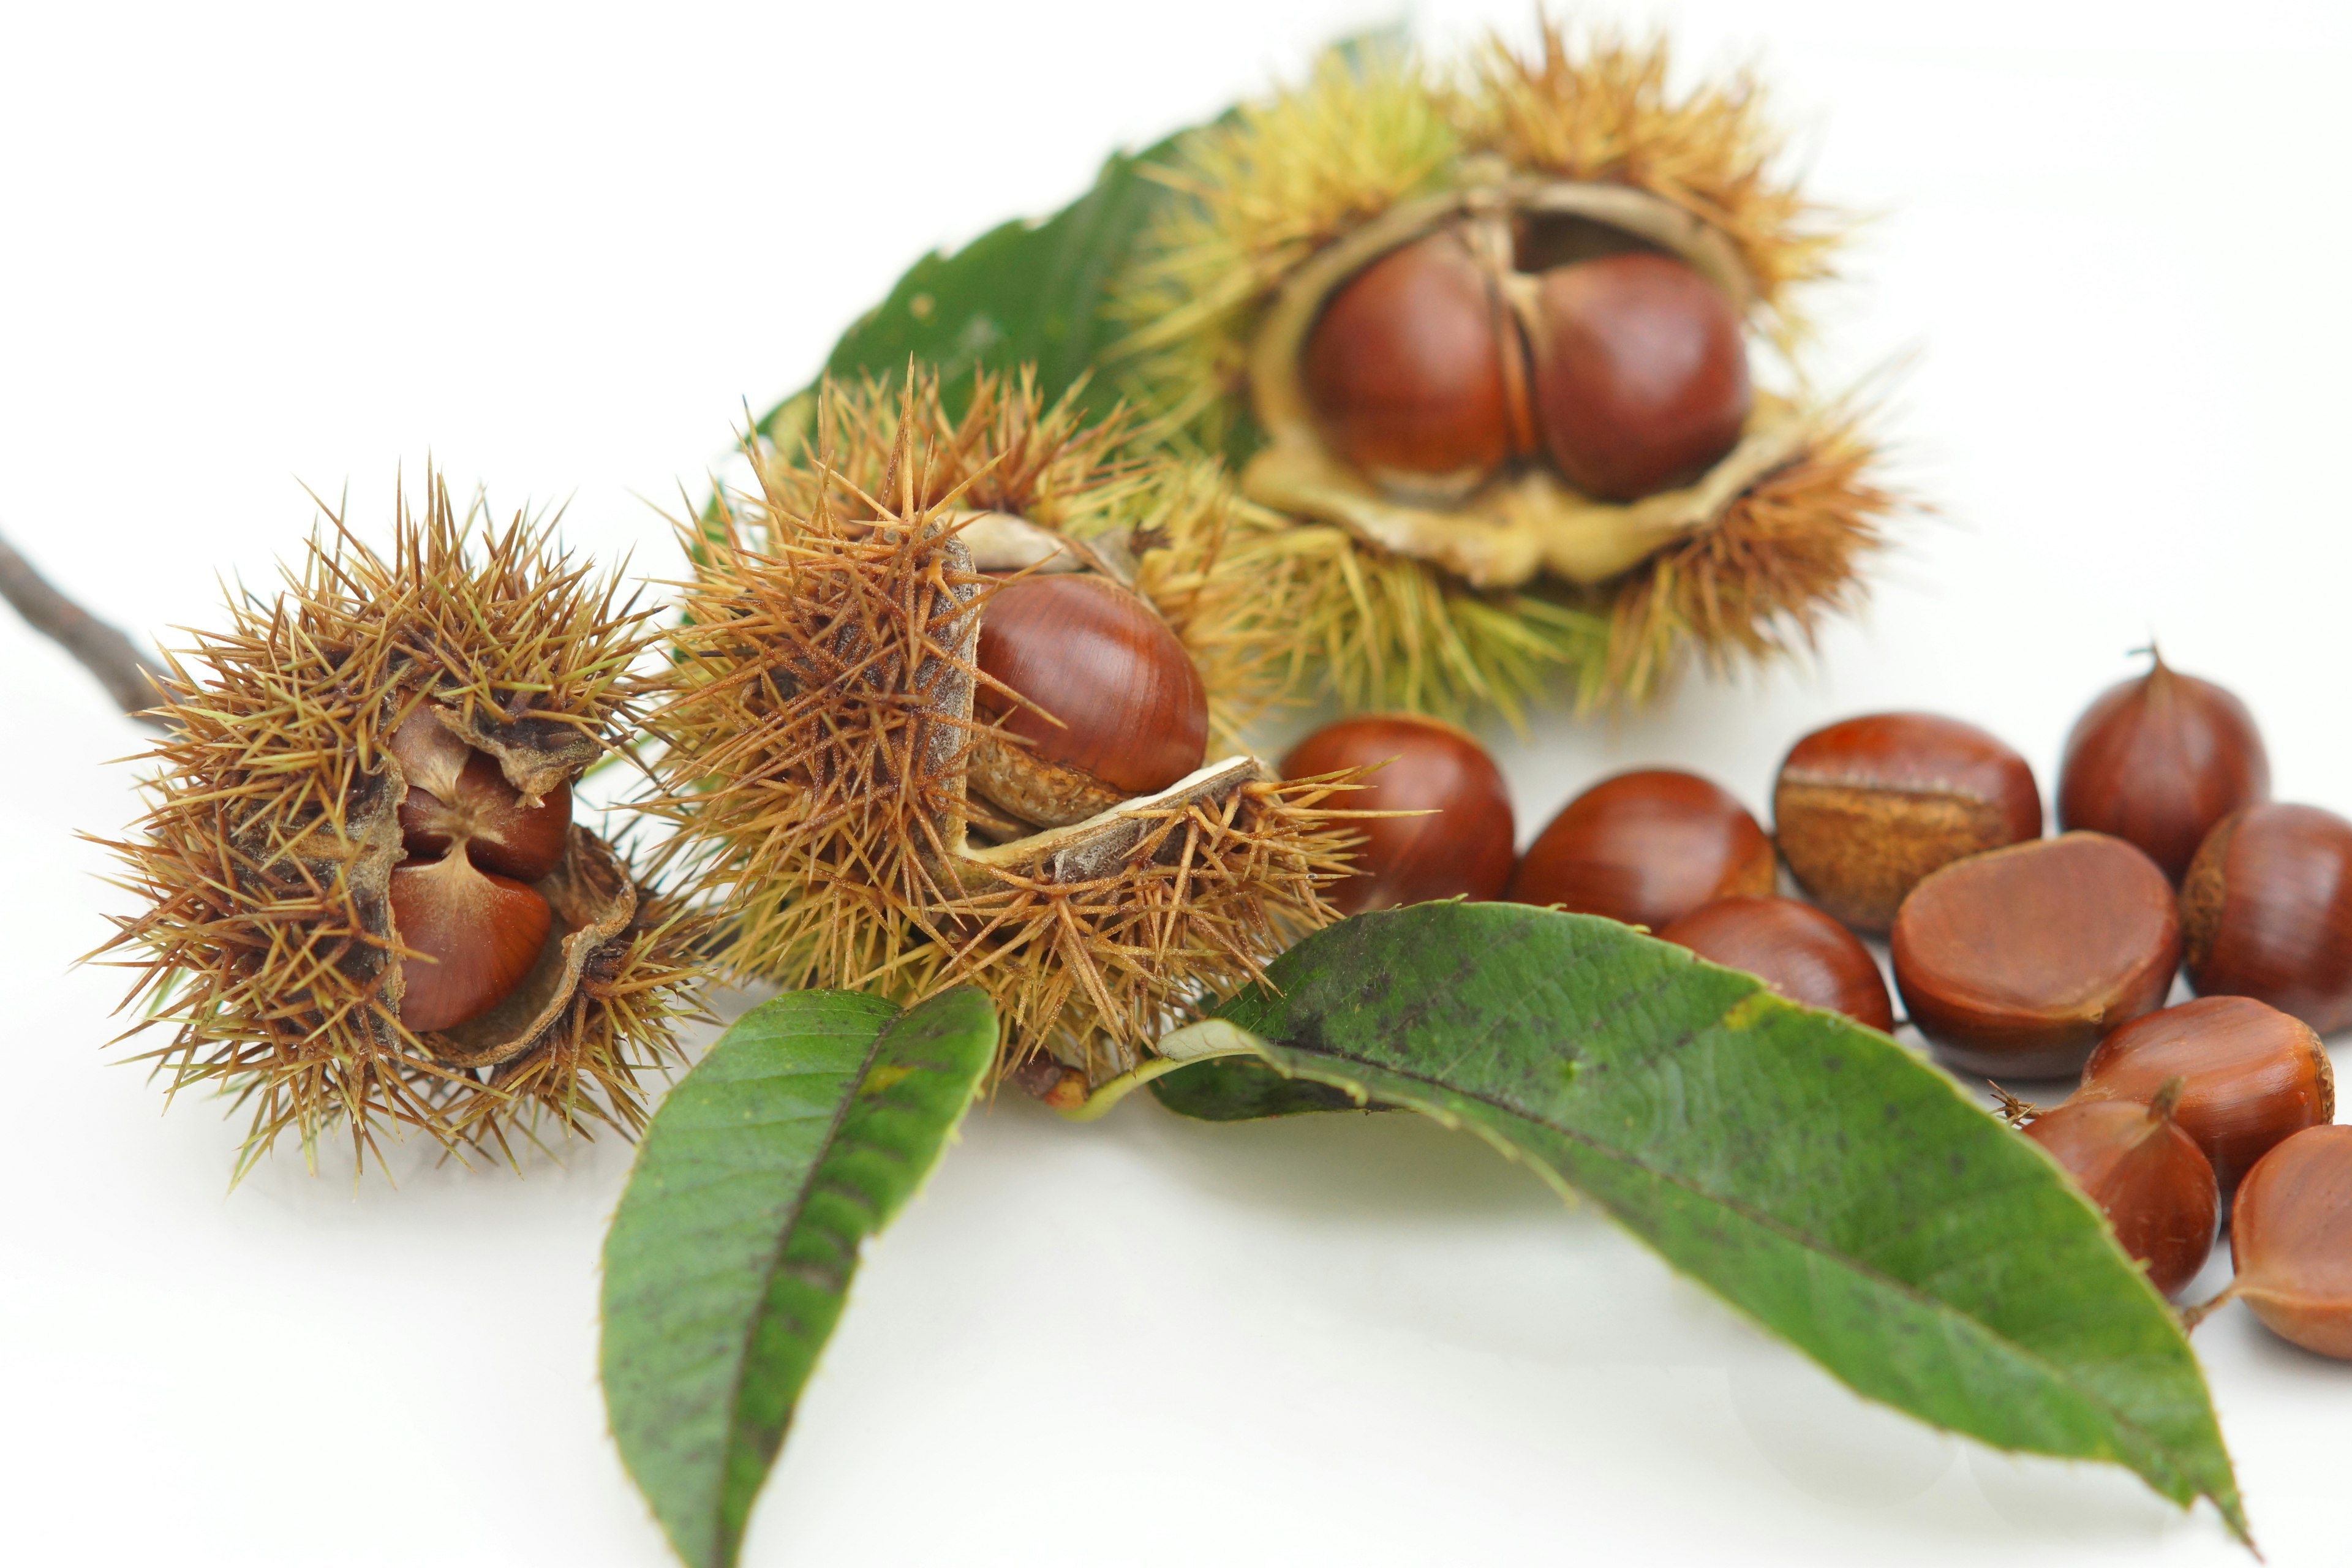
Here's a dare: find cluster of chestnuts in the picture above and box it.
[1281,650,2350,1353]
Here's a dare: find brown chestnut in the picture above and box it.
[1656,895,1895,1031]
[2180,802,2352,1035]
[1507,769,1774,931]
[2070,997,2332,1191]
[2057,650,2268,882]
[1300,227,1528,492]
[1528,251,1751,501]
[2022,1081,2217,1300]
[389,852,552,1033]
[391,710,572,883]
[1280,714,1514,915]
[973,573,1208,804]
[1891,832,2180,1078]
[1773,712,2043,935]
[2219,1124,2352,1358]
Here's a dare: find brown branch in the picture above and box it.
[0,527,169,727]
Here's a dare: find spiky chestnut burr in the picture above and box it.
[1110,24,1893,719]
[92,476,707,1176]
[647,379,1361,1088]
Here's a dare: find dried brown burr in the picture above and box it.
[1773,712,2043,935]
[1281,714,1515,915]
[1508,769,1774,931]
[2179,802,2352,1035]
[2057,652,2268,882]
[2023,1082,2217,1300]
[1656,895,1895,1031]
[1891,832,2180,1078]
[2071,997,2332,1191]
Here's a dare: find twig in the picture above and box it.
[0,526,169,728]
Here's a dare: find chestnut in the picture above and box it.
[2179,802,2352,1035]
[2057,651,2268,882]
[1656,895,1895,1031]
[1890,832,2179,1078]
[1299,227,1528,492]
[2022,1080,2217,1300]
[391,710,571,882]
[1773,712,2042,935]
[973,573,1209,811]
[2219,1124,2352,1359]
[1528,251,1751,501]
[1507,769,1774,931]
[2070,997,2332,1191]
[1280,714,1514,915]
[389,853,552,1033]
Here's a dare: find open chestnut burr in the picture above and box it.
[1656,895,1894,1031]
[2215,1124,2352,1359]
[1301,228,1749,505]
[2057,651,2267,883]
[1773,712,2042,935]
[2179,802,2352,1035]
[1891,832,2180,1079]
[1280,714,1515,914]
[1508,769,1773,931]
[2022,1080,2217,1300]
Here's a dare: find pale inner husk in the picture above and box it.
[1242,175,1819,589]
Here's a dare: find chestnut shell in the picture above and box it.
[1656,895,1894,1031]
[2057,655,2267,883]
[2074,997,2332,1191]
[2180,802,2352,1035]
[2024,1097,2217,1300]
[2230,1123,2352,1359]
[1508,769,1774,931]
[1281,714,1515,915]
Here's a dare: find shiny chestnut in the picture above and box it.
[2180,802,2352,1035]
[388,851,552,1033]
[2057,651,2268,882]
[2071,997,2332,1191]
[1891,832,2180,1078]
[2023,1082,2217,1300]
[1529,251,1751,500]
[974,574,1208,801]
[1300,228,1528,492]
[1281,714,1515,915]
[1508,769,1774,931]
[1657,895,1894,1031]
[1773,712,2042,935]
[2222,1125,2352,1359]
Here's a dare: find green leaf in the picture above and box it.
[754,140,1176,448]
[1146,1053,1374,1120]
[1205,903,2250,1543]
[600,987,998,1568]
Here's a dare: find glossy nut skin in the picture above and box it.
[2230,1125,2352,1359]
[1657,895,1895,1031]
[1281,714,1515,916]
[2073,997,2332,1190]
[1891,832,2180,1079]
[1507,769,1774,931]
[2024,1097,2217,1299]
[1529,252,1751,501]
[974,574,1208,799]
[1300,228,1526,489]
[2180,803,2352,1035]
[2057,654,2268,883]
[388,854,552,1033]
[1774,712,2043,935]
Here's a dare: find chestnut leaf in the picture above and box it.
[1180,902,2252,1547]
[599,987,997,1568]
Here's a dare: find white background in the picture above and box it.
[4,2,2349,1563]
